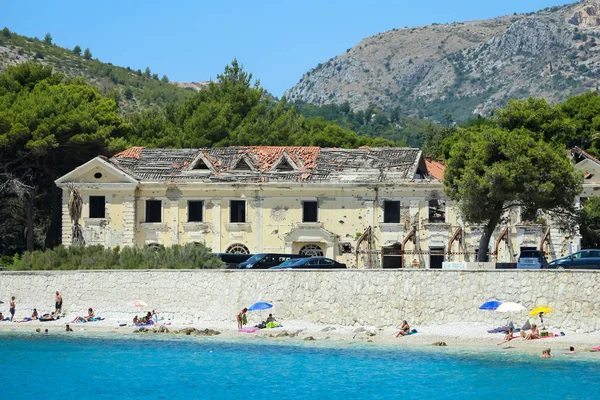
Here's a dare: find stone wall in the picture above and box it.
[1,270,599,332]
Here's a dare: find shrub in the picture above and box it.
[11,244,225,270]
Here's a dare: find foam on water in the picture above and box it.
[3,333,599,399]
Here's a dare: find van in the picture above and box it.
[516,250,548,269]
[237,253,305,269]
[212,253,253,269]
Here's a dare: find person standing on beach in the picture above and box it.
[9,296,16,322]
[237,308,248,330]
[55,291,63,315]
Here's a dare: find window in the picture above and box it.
[300,244,324,257]
[188,200,203,222]
[145,200,162,223]
[193,159,209,170]
[428,199,446,223]
[275,159,294,171]
[383,201,401,223]
[230,200,246,223]
[226,243,250,254]
[89,196,105,218]
[232,157,253,171]
[302,201,318,222]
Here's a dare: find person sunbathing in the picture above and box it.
[71,308,95,323]
[133,316,139,324]
[40,312,56,321]
[497,328,514,345]
[524,324,540,340]
[396,320,411,337]
[17,309,39,322]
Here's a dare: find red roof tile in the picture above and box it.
[425,158,445,180]
[114,147,144,160]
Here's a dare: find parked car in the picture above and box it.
[270,257,347,269]
[546,249,600,270]
[212,253,253,269]
[237,253,305,269]
[516,250,548,269]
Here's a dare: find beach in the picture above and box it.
[3,317,600,357]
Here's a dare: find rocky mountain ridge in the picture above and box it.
[285,0,600,122]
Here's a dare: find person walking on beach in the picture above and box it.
[237,308,248,330]
[9,296,16,322]
[55,291,63,315]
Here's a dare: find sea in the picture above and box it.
[2,333,599,399]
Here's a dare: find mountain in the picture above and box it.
[285,1,600,123]
[0,28,193,114]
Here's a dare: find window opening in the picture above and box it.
[188,200,203,222]
[429,247,445,269]
[275,158,294,171]
[302,201,318,222]
[193,159,209,170]
[89,196,105,219]
[230,200,246,223]
[145,200,162,223]
[232,157,253,171]
[383,201,401,223]
[226,244,250,254]
[300,244,324,257]
[428,199,446,223]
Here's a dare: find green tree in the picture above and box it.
[83,48,92,60]
[2,27,11,37]
[444,127,581,261]
[144,67,151,77]
[581,198,600,249]
[72,45,82,56]
[44,32,52,45]
[161,75,169,83]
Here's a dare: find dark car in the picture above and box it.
[546,249,600,270]
[270,257,347,269]
[516,250,548,269]
[212,253,253,269]
[237,253,305,269]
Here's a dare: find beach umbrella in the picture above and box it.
[479,300,502,310]
[131,300,148,308]
[496,302,527,313]
[529,306,553,316]
[248,302,272,312]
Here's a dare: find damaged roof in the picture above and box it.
[110,146,428,183]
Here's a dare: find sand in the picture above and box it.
[2,317,600,357]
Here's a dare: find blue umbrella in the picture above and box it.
[479,300,502,310]
[248,302,273,312]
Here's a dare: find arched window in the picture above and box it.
[300,244,324,257]
[226,243,250,254]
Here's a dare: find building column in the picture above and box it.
[253,197,263,253]
[212,200,221,252]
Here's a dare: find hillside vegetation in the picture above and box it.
[285,0,600,123]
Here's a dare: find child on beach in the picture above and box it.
[237,308,248,330]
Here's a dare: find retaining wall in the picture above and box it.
[1,270,598,332]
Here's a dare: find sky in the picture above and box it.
[2,0,577,97]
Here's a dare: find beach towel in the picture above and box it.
[238,327,259,333]
[407,329,418,335]
[242,314,247,326]
[265,322,280,329]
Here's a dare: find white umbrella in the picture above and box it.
[496,302,526,313]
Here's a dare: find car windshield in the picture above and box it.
[245,254,265,263]
[520,251,543,258]
[279,258,305,267]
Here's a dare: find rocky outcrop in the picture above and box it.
[285,1,600,122]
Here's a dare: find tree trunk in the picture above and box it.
[45,185,62,249]
[24,194,34,252]
[477,209,502,262]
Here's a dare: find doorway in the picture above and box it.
[429,247,445,269]
[382,244,403,269]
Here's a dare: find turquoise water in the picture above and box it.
[2,333,600,399]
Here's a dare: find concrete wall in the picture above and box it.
[1,270,599,333]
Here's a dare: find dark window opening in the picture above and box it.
[383,201,401,223]
[193,159,209,170]
[93,172,103,179]
[474,248,490,262]
[230,200,246,223]
[340,242,353,254]
[303,201,318,222]
[89,196,105,218]
[428,199,446,223]
[145,200,162,223]
[275,159,294,171]
[188,200,203,222]
[233,158,252,171]
[430,247,445,269]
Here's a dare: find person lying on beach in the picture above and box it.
[17,309,39,322]
[523,324,540,340]
[396,320,411,337]
[497,327,514,345]
[541,348,553,358]
[71,308,95,323]
[237,308,248,330]
[40,312,56,322]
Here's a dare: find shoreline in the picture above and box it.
[3,319,600,359]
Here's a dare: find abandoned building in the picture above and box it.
[55,146,580,268]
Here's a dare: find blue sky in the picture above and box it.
[3,0,575,96]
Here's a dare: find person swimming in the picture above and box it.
[541,348,553,358]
